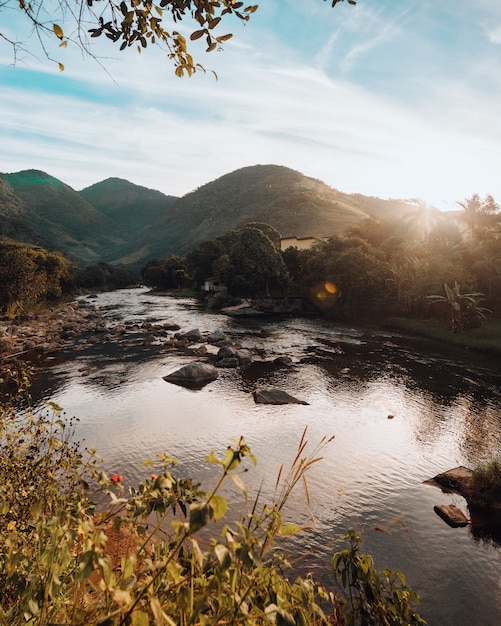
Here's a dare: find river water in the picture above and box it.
[30,288,501,625]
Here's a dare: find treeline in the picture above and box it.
[141,195,501,325]
[0,240,137,317]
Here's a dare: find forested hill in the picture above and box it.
[79,177,178,240]
[1,165,413,269]
[0,171,179,264]
[0,170,119,264]
[111,164,412,267]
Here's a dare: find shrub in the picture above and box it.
[472,458,501,490]
[0,382,425,625]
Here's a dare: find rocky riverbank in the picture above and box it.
[0,299,107,359]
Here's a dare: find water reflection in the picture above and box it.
[27,288,501,625]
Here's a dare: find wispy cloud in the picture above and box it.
[0,0,500,211]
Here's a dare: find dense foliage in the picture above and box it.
[147,192,501,325]
[75,262,138,291]
[0,367,423,626]
[0,241,138,317]
[1,165,413,271]
[0,241,75,317]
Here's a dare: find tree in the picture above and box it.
[300,235,390,319]
[0,241,75,316]
[141,255,188,289]
[219,226,288,297]
[457,194,500,240]
[404,198,442,242]
[2,0,355,73]
[427,282,491,333]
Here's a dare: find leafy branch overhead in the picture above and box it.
[8,0,355,73]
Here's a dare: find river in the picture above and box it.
[29,287,501,625]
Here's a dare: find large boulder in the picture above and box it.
[163,361,219,388]
[253,388,309,405]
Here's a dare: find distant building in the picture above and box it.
[280,236,326,251]
[202,277,227,293]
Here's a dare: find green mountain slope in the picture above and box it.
[80,178,178,239]
[1,170,120,263]
[112,164,411,267]
[1,165,414,271]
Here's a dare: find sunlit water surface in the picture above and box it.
[30,288,501,625]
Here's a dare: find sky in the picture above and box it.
[1,0,501,211]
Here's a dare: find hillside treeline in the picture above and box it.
[142,196,501,326]
[0,241,137,317]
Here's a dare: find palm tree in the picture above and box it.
[457,194,500,240]
[404,199,441,241]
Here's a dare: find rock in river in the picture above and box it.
[434,504,469,528]
[253,388,309,405]
[163,361,219,388]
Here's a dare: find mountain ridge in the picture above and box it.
[0,164,413,269]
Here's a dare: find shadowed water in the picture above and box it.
[30,288,501,625]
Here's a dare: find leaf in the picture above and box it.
[208,17,221,29]
[206,450,222,466]
[278,522,301,536]
[210,494,228,521]
[46,401,63,412]
[130,611,149,626]
[214,543,231,570]
[189,501,212,533]
[191,538,204,569]
[52,23,64,40]
[77,551,95,581]
[216,33,233,43]
[190,29,206,41]
[223,447,240,471]
[230,472,246,496]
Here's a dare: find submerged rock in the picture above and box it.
[163,361,219,388]
[434,504,469,528]
[253,388,309,405]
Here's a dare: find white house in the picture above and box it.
[202,277,227,293]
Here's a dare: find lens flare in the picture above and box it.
[310,281,339,309]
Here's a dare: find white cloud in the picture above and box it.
[1,0,501,212]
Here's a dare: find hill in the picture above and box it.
[80,178,178,240]
[1,165,414,270]
[1,170,120,264]
[111,164,411,267]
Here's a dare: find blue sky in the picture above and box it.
[1,0,500,211]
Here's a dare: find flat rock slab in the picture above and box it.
[163,361,219,388]
[253,388,309,405]
[431,466,474,492]
[434,504,469,528]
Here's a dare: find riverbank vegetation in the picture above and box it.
[2,192,500,360]
[143,194,501,334]
[472,458,501,491]
[0,240,138,318]
[0,368,425,625]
